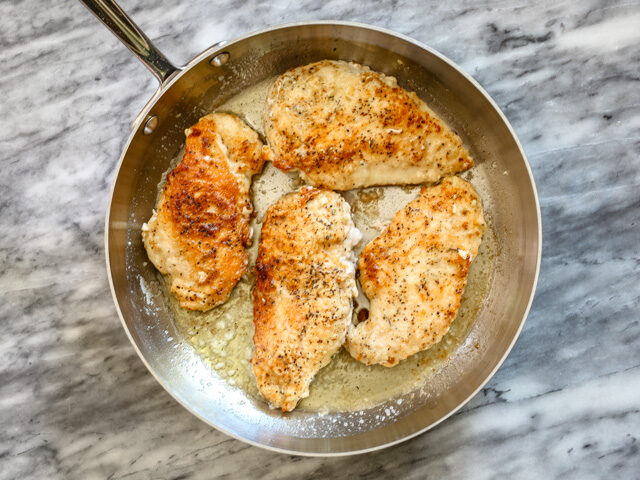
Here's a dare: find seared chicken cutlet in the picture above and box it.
[264,60,473,190]
[346,176,485,367]
[142,113,269,311]
[252,187,361,411]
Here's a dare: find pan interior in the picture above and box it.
[156,75,499,414]
[107,24,539,454]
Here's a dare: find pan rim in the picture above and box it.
[105,20,542,456]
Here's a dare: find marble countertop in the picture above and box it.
[1,0,639,478]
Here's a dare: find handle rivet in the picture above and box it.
[143,115,158,135]
[210,52,230,67]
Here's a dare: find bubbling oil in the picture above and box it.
[162,77,497,412]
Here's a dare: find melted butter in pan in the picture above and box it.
[162,77,498,412]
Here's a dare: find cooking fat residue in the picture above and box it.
[160,77,498,412]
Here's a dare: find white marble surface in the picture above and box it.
[1,0,639,478]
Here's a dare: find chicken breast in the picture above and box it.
[142,113,269,311]
[346,176,485,367]
[264,60,473,190]
[252,187,361,411]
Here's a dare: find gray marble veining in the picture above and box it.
[1,0,639,478]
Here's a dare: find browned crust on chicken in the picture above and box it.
[251,187,360,411]
[346,176,485,367]
[264,60,473,190]
[142,113,268,311]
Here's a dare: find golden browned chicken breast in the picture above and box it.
[264,60,473,190]
[142,113,269,311]
[252,187,361,411]
[346,176,485,367]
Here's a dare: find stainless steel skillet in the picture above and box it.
[83,0,541,456]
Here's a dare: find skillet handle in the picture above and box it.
[79,0,179,84]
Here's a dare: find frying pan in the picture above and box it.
[83,0,541,455]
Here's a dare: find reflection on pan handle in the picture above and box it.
[79,0,179,84]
